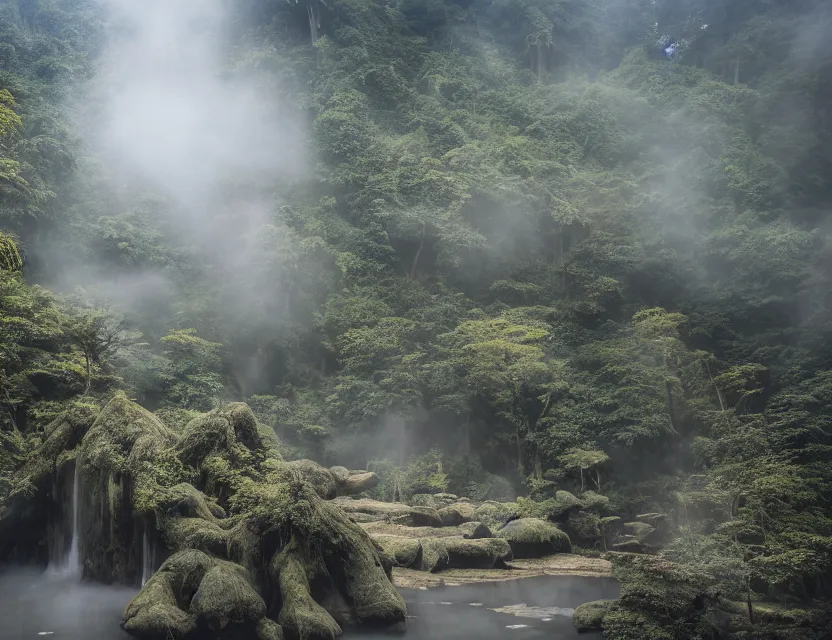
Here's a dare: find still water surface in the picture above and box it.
[0,568,618,640]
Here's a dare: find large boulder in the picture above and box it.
[372,535,423,568]
[283,459,338,499]
[281,461,380,500]
[444,538,512,569]
[122,550,275,640]
[437,501,476,526]
[496,518,572,558]
[418,538,449,572]
[460,521,493,539]
[474,501,518,528]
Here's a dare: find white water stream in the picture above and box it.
[141,530,155,586]
[47,462,81,577]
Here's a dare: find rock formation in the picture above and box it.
[0,394,405,640]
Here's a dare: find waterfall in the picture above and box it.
[47,461,81,578]
[66,461,80,575]
[308,2,319,43]
[141,529,155,586]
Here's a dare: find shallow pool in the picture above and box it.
[0,568,618,640]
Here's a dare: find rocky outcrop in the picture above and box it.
[437,501,476,526]
[373,535,423,568]
[473,501,518,528]
[0,394,406,640]
[444,538,512,569]
[496,518,572,558]
[332,497,443,527]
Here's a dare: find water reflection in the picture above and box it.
[0,569,617,640]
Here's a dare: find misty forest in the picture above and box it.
[1,0,832,639]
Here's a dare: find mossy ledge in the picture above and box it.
[0,394,406,640]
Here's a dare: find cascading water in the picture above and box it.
[47,461,81,578]
[65,461,80,576]
[141,529,155,586]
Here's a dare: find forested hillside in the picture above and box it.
[2,0,832,637]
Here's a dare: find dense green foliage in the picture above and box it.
[2,0,832,636]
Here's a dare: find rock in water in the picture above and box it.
[496,518,572,558]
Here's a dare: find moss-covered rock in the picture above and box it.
[271,539,342,640]
[162,517,229,555]
[460,521,493,539]
[573,599,616,632]
[191,562,267,632]
[337,471,380,495]
[332,497,442,527]
[453,501,476,520]
[371,535,423,568]
[438,501,476,526]
[437,505,465,526]
[122,549,268,639]
[410,493,459,509]
[474,501,518,528]
[2,395,407,640]
[256,618,284,640]
[418,537,450,572]
[496,518,572,558]
[283,459,337,499]
[444,538,512,569]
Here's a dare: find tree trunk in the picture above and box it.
[746,591,754,623]
[579,467,584,492]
